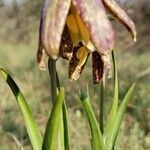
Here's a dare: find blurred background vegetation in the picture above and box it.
[0,0,149,149]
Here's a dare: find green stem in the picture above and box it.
[48,58,57,105]
[100,74,105,134]
[56,72,60,91]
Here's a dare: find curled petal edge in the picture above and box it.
[102,0,137,42]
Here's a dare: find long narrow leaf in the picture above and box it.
[105,83,135,150]
[42,88,65,150]
[104,51,118,140]
[80,90,104,150]
[57,72,71,150]
[59,108,65,150]
[0,68,42,150]
[62,102,71,150]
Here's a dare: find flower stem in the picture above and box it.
[99,74,105,134]
[48,58,57,105]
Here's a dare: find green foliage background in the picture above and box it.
[0,0,149,149]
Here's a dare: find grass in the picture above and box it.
[0,39,149,149]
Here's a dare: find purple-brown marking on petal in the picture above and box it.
[40,0,71,59]
[37,16,46,70]
[72,0,114,55]
[102,0,137,42]
[92,51,104,84]
[59,25,73,60]
[69,42,90,81]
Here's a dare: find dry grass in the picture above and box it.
[0,1,150,149]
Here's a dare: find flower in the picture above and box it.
[37,0,136,84]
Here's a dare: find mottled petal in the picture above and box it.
[59,26,73,60]
[92,51,104,84]
[73,0,114,55]
[37,18,46,70]
[101,54,112,79]
[69,42,90,81]
[40,0,71,59]
[37,45,46,70]
[102,0,137,42]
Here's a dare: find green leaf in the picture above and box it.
[42,88,65,150]
[0,68,42,150]
[80,90,104,150]
[62,102,71,150]
[59,108,65,150]
[105,83,135,150]
[57,72,71,150]
[104,51,118,140]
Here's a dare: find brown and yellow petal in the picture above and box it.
[69,42,90,81]
[40,0,71,59]
[66,4,90,44]
[92,51,104,84]
[59,25,73,60]
[102,0,137,42]
[72,0,114,55]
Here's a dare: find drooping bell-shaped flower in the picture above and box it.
[37,0,136,84]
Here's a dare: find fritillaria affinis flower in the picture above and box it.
[37,0,136,84]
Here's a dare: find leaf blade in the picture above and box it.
[105,83,136,150]
[42,88,65,150]
[104,51,118,140]
[80,90,104,150]
[62,102,71,150]
[0,68,42,150]
[57,72,71,150]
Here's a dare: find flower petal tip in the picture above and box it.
[38,62,46,71]
[49,54,59,60]
[69,42,89,81]
[133,32,137,42]
[92,51,104,84]
[37,47,46,70]
[37,55,46,71]
[102,0,137,43]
